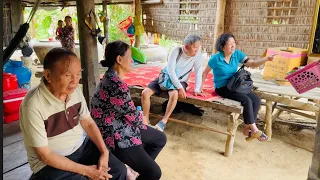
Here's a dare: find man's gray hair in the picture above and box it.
[183,34,201,45]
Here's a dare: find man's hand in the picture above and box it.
[178,88,187,99]
[194,91,206,97]
[84,165,112,180]
[98,151,109,172]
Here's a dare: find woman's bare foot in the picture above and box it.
[243,126,251,136]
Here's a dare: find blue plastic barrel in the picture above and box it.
[4,60,32,89]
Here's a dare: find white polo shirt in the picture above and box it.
[19,80,90,173]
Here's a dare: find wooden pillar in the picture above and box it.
[134,0,142,48]
[265,100,273,140]
[76,0,100,106]
[224,113,240,157]
[308,114,320,179]
[10,0,23,34]
[102,0,109,43]
[212,0,226,54]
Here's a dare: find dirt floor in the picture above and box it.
[137,97,315,180]
[8,50,315,180]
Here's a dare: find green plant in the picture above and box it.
[159,35,182,52]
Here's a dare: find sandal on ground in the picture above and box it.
[154,120,166,132]
[245,130,269,142]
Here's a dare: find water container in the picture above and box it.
[4,60,32,89]
[3,73,19,91]
[3,88,29,124]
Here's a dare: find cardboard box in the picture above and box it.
[262,47,308,85]
[307,54,320,64]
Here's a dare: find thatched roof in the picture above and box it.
[3,0,133,7]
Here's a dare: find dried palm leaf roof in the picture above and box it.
[3,0,133,7]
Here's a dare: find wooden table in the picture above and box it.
[251,72,320,140]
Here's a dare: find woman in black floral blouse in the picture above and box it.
[91,40,167,180]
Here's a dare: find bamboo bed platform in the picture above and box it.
[129,86,243,157]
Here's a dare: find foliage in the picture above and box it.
[159,35,182,52]
[106,5,134,43]
[24,7,78,40]
[25,5,133,43]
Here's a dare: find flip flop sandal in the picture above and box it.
[245,130,263,142]
[257,132,269,142]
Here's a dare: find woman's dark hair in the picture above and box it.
[43,47,77,71]
[215,33,235,52]
[100,40,130,68]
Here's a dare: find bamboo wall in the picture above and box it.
[3,3,13,47]
[142,0,217,53]
[225,0,316,59]
[143,0,316,58]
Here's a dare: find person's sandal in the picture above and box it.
[154,120,166,132]
[245,130,269,142]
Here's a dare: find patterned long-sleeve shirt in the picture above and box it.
[91,68,147,150]
[60,26,75,51]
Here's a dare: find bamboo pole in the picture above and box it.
[265,100,273,140]
[102,0,109,42]
[212,0,226,54]
[76,0,100,106]
[224,113,241,157]
[149,113,230,136]
[308,114,320,179]
[134,0,142,48]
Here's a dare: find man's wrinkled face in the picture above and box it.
[185,41,201,56]
[44,56,81,95]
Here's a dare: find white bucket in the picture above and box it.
[21,56,32,68]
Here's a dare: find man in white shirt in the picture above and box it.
[20,48,127,180]
[141,34,205,131]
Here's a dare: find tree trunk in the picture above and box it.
[76,0,100,106]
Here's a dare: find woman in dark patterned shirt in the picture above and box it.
[91,40,167,180]
[60,16,75,52]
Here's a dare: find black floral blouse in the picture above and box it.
[91,68,147,150]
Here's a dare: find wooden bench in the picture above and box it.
[129,86,243,157]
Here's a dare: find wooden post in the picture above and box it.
[76,0,100,106]
[224,113,241,157]
[134,0,142,48]
[212,0,226,54]
[308,113,320,179]
[10,0,23,34]
[265,100,273,140]
[102,0,109,43]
